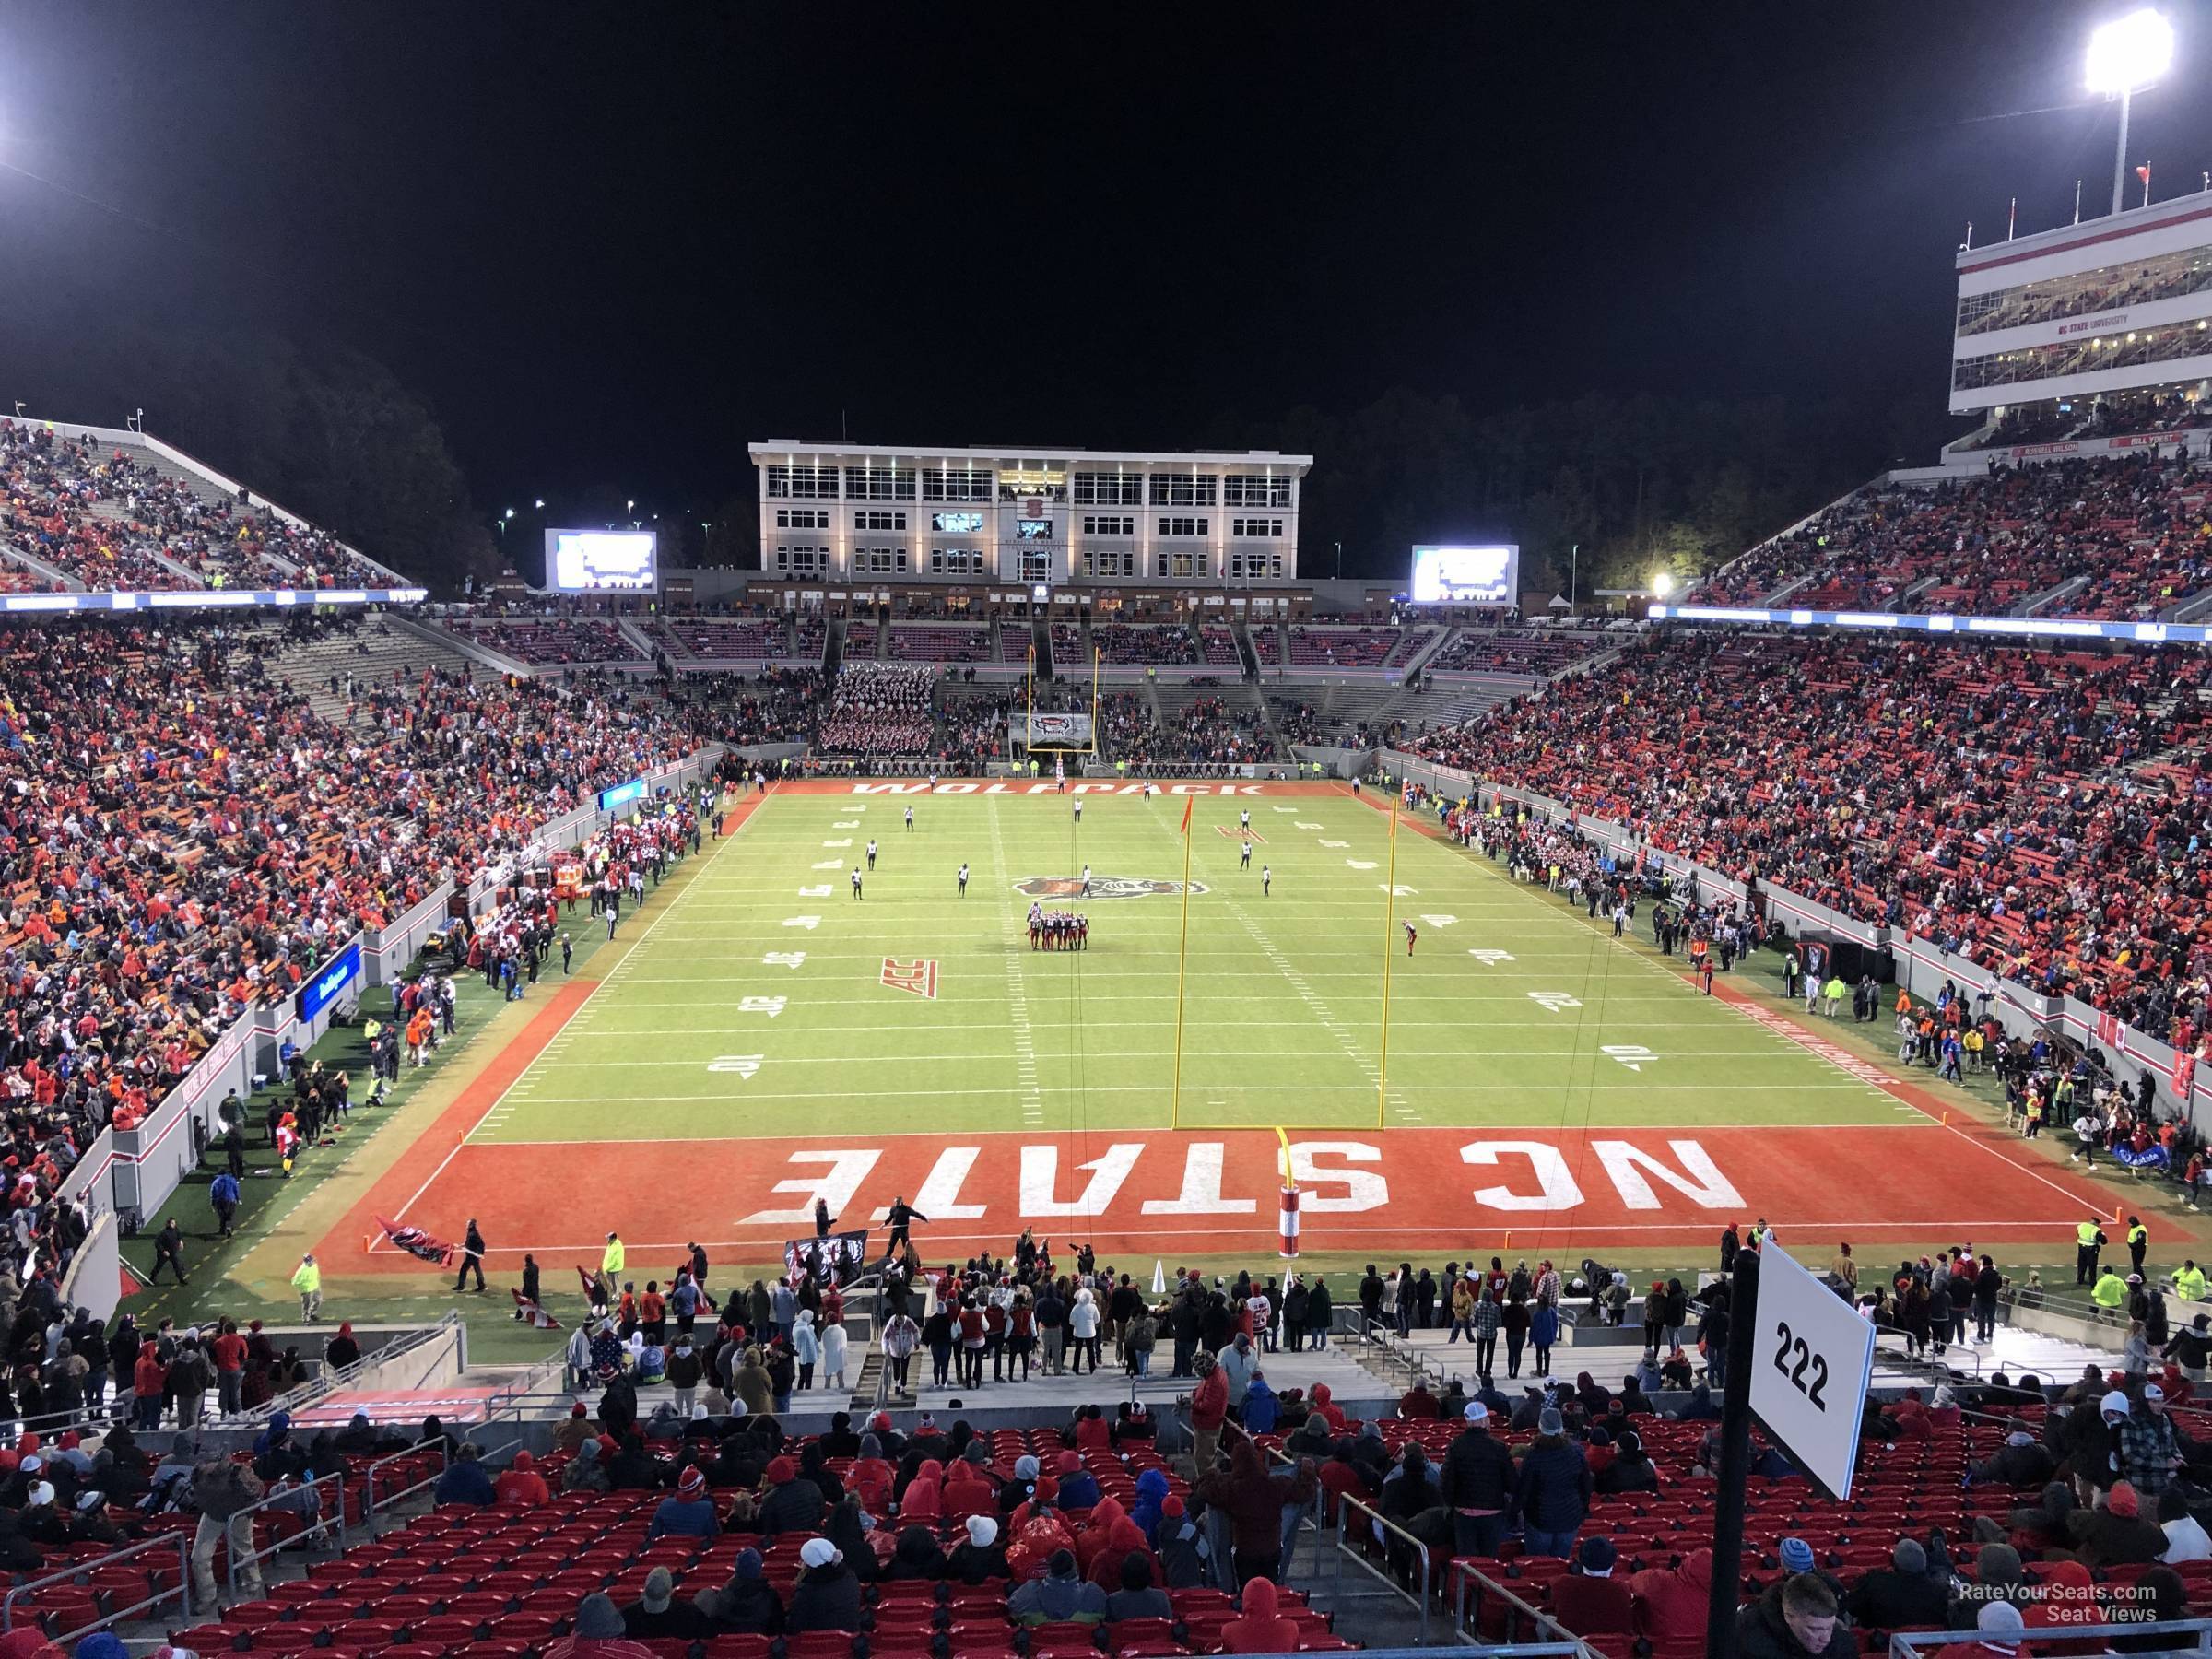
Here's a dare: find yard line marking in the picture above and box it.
[988,799,1048,1129]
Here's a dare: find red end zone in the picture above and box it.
[325,1116,2124,1277]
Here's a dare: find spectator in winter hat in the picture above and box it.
[787,1537,861,1631]
[649,1465,718,1541]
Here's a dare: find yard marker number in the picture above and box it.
[1601,1043,1658,1072]
[1469,949,1516,965]
[1419,914,1458,928]
[798,885,831,897]
[762,952,806,968]
[708,1055,762,1077]
[1529,991,1583,1013]
[738,996,787,1018]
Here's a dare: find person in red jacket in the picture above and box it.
[1218,1577,1300,1653]
[1188,1352,1229,1477]
[1629,1547,1711,1646]
[1550,1536,1633,1640]
[493,1449,550,1508]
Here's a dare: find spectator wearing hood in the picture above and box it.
[1629,1547,1712,1645]
[1197,1439,1315,1584]
[1129,1466,1171,1544]
[1218,1576,1299,1653]
[787,1536,862,1631]
[897,1457,943,1523]
[886,1524,948,1581]
[1848,1536,1950,1630]
[2068,1478,2167,1567]
[1242,1371,1281,1434]
[433,1442,497,1507]
[1972,1429,2056,1489]
[1084,1506,1155,1594]
[495,1450,550,1508]
[1010,1547,1108,1627]
[1947,1544,2033,1630]
[545,1591,655,1659]
[564,1437,611,1494]
[1550,1536,1632,1639]
[1592,1430,1658,1496]
[950,1512,1010,1583]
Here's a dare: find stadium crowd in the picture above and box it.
[1404,631,2212,1035]
[0,421,389,593]
[1694,450,2210,619]
[819,665,937,758]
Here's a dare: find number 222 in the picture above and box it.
[1771,1321,1830,1409]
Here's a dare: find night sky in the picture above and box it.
[3,3,2210,527]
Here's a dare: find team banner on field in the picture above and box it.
[1025,712,1092,748]
[786,1230,870,1287]
[375,1216,454,1267]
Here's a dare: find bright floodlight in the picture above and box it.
[1652,571,1676,597]
[2088,8,2173,93]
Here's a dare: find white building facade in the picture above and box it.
[747,441,1311,587]
[1950,190,2212,418]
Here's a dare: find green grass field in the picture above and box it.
[477,785,1906,1143]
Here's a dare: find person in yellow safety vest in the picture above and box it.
[603,1230,626,1281]
[2175,1259,2208,1305]
[2128,1216,2149,1277]
[2077,1218,2108,1286]
[292,1253,323,1321]
[2089,1265,2129,1312]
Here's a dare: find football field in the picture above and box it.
[326,780,2119,1274]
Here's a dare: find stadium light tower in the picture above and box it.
[1651,570,1675,598]
[2087,8,2175,216]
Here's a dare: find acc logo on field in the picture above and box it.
[881,959,939,999]
[1012,877,1207,900]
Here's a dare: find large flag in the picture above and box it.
[374,1216,454,1268]
[512,1288,561,1329]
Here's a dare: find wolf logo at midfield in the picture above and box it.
[1012,877,1206,900]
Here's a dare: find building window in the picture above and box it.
[1073,472,1144,506]
[766,465,840,499]
[773,544,828,573]
[929,548,985,576]
[1018,550,1053,581]
[921,467,994,503]
[775,508,830,530]
[853,510,907,531]
[1166,550,1212,579]
[1083,514,1136,536]
[1230,550,1285,579]
[844,465,917,501]
[1158,517,1210,538]
[855,546,910,574]
[1148,473,1218,507]
[1082,547,1137,578]
[1230,518,1283,539]
[1223,477,1293,509]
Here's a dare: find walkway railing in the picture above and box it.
[1891,1619,2212,1655]
[1451,1560,1587,1651]
[0,1530,194,1639]
[229,1312,466,1430]
[1333,1493,1437,1646]
[227,1466,352,1595]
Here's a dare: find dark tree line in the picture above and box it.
[1203,389,1951,594]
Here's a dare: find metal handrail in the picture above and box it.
[1890,1618,2212,1655]
[227,1466,350,1594]
[1334,1491,1436,1646]
[0,1528,194,1635]
[1452,1559,1588,1651]
[229,1311,465,1429]
[362,1438,450,1522]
